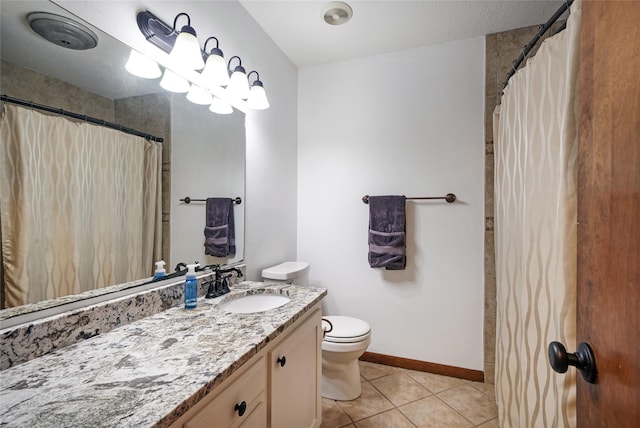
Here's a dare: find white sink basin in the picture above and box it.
[219,293,290,313]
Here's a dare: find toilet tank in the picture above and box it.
[261,262,310,286]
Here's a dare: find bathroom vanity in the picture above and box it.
[170,304,322,427]
[0,282,326,427]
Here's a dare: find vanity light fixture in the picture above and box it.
[226,56,251,100]
[209,97,233,114]
[125,49,162,79]
[160,69,191,93]
[168,13,205,70]
[247,71,270,110]
[133,9,269,112]
[201,37,230,88]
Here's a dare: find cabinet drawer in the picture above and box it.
[184,357,267,428]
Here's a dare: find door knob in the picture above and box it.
[548,341,597,383]
[277,356,286,367]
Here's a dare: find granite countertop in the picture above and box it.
[0,277,151,322]
[0,282,326,427]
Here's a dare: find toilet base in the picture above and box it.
[321,356,362,401]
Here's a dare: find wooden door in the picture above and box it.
[577,1,640,425]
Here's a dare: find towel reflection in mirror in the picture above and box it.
[204,197,236,257]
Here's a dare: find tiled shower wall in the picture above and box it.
[484,22,565,383]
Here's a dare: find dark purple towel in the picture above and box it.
[204,198,236,257]
[368,195,407,270]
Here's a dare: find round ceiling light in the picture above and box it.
[322,1,353,26]
[27,12,98,50]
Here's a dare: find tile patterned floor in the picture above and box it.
[321,361,498,428]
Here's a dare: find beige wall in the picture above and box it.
[484,21,565,383]
[1,60,114,120]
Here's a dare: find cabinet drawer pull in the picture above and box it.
[277,356,287,367]
[234,400,247,417]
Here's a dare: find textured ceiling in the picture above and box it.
[1,1,566,100]
[239,0,565,67]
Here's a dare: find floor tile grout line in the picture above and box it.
[367,372,434,408]
[434,386,500,427]
[335,379,396,424]
[431,392,478,426]
[467,380,497,400]
[323,362,498,428]
[337,382,484,428]
[328,390,493,428]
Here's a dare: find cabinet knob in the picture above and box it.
[234,400,247,417]
[277,356,286,367]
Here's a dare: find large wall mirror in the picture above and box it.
[0,1,245,321]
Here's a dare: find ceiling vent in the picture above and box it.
[27,12,98,50]
[322,2,353,26]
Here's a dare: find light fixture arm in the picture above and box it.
[228,55,243,72]
[203,36,223,57]
[247,71,260,85]
[203,36,219,52]
[172,12,192,34]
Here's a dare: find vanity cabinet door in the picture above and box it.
[269,308,322,428]
[183,356,267,428]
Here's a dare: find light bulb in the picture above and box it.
[186,85,213,105]
[125,49,161,79]
[209,97,233,114]
[170,27,204,70]
[227,67,250,100]
[201,51,230,88]
[160,69,191,93]
[247,82,270,110]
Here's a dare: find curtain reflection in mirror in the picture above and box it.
[0,104,162,308]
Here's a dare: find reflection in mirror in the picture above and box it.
[0,1,245,320]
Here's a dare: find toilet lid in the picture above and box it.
[323,316,371,343]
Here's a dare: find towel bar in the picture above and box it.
[362,194,456,204]
[180,196,242,204]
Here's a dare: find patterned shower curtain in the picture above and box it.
[493,0,581,426]
[0,104,162,307]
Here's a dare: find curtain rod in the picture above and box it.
[1,94,164,143]
[502,0,573,89]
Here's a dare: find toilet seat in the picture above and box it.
[323,316,371,344]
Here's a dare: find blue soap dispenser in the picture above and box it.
[184,263,198,309]
[153,260,167,280]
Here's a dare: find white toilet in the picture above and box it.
[261,262,372,401]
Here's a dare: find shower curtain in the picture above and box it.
[0,104,162,307]
[493,0,581,426]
